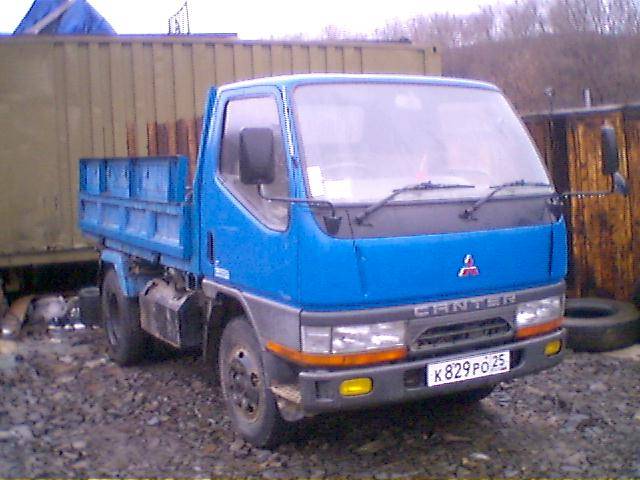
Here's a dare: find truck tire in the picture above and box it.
[101,268,148,365]
[564,297,640,352]
[219,316,286,448]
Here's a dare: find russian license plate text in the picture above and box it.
[427,351,510,387]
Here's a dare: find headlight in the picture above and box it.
[301,321,406,354]
[333,321,405,353]
[516,295,564,328]
[300,326,331,354]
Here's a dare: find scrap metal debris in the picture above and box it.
[1,291,97,339]
[30,295,68,329]
[0,295,36,338]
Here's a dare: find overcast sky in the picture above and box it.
[2,0,507,39]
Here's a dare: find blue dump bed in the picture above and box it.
[78,156,192,267]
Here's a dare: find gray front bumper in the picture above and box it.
[298,329,566,413]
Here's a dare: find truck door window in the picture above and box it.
[219,95,289,231]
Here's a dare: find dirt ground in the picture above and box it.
[1,327,639,478]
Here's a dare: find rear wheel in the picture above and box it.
[219,316,286,448]
[101,268,148,365]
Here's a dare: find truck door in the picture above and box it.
[199,88,297,304]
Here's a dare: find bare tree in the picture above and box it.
[409,13,466,48]
[502,0,548,37]
[463,6,498,43]
[608,0,640,33]
[321,25,344,40]
[319,25,369,40]
[374,19,410,41]
[548,0,609,33]
[359,0,640,111]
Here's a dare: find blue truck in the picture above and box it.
[78,74,628,447]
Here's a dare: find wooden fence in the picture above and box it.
[524,104,640,300]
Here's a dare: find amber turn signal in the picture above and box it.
[266,341,407,367]
[516,317,563,339]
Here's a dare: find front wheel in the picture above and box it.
[219,316,286,448]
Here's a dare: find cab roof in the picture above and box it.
[217,74,500,93]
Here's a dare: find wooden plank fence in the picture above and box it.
[524,105,640,300]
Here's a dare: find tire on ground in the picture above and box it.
[218,316,287,448]
[101,267,148,365]
[631,279,640,310]
[564,297,640,352]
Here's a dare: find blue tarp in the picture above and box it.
[14,0,115,35]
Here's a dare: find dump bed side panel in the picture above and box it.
[79,155,192,265]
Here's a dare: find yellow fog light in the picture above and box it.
[339,378,373,397]
[544,339,562,356]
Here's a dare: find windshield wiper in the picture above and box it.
[459,179,551,220]
[354,181,475,225]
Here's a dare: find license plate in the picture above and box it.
[427,350,510,387]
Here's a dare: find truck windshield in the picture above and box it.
[293,82,552,203]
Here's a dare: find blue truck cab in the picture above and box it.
[79,74,577,447]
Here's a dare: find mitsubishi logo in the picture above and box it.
[458,254,479,277]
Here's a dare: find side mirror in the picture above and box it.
[612,172,630,196]
[239,128,275,185]
[600,125,629,196]
[600,125,620,175]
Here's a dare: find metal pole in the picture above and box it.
[583,88,592,108]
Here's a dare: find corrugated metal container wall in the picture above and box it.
[523,106,639,300]
[0,35,441,268]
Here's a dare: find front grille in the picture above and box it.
[411,317,513,354]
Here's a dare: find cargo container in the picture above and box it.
[0,35,440,292]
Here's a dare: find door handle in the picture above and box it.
[207,231,215,264]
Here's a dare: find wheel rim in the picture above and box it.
[224,345,263,423]
[105,291,121,346]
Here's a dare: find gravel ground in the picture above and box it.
[1,328,639,478]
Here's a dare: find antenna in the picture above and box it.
[168,1,190,34]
